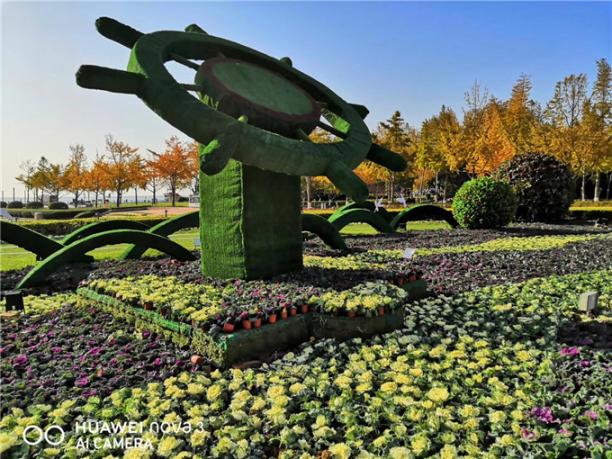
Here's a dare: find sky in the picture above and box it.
[1,1,610,199]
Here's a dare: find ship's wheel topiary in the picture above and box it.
[76,17,406,279]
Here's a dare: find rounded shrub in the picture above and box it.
[0,201,7,208]
[7,201,24,209]
[49,202,69,210]
[452,177,517,229]
[26,201,44,209]
[497,153,573,222]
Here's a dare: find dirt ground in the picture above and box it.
[111,206,197,217]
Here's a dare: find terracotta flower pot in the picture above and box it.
[397,277,405,286]
[242,319,252,330]
[378,307,385,316]
[268,314,277,324]
[223,323,235,333]
[408,273,417,282]
[144,302,153,311]
[190,355,203,365]
[254,318,262,328]
[347,311,357,318]
[290,307,297,317]
[281,308,288,320]
[301,304,309,314]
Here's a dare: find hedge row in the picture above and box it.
[15,216,168,236]
[5,204,155,220]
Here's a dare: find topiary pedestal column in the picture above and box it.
[200,158,302,279]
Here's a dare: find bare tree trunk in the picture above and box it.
[134,187,138,205]
[581,172,586,201]
[152,184,157,204]
[606,173,612,200]
[593,173,600,202]
[171,184,176,207]
[94,191,99,208]
[434,172,439,203]
[305,177,312,208]
[116,190,121,208]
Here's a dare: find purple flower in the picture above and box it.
[580,359,591,368]
[142,330,151,338]
[89,347,102,356]
[521,428,536,440]
[531,406,555,424]
[604,404,612,411]
[559,347,580,357]
[51,347,62,354]
[13,354,28,367]
[558,428,572,436]
[153,358,162,366]
[75,376,89,387]
[584,410,598,420]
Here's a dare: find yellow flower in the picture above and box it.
[381,382,397,394]
[0,432,18,454]
[511,409,524,421]
[265,405,286,424]
[157,436,182,457]
[356,383,371,394]
[388,447,412,459]
[489,411,506,424]
[372,435,386,448]
[329,443,351,459]
[410,433,430,455]
[206,384,223,402]
[334,375,352,390]
[267,385,285,399]
[190,430,210,447]
[250,397,266,412]
[459,405,480,418]
[187,383,205,396]
[440,444,458,459]
[289,383,305,394]
[426,387,449,403]
[124,448,151,459]
[422,400,434,410]
[516,350,531,362]
[498,434,514,446]
[409,368,423,377]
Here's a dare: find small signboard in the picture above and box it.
[403,247,416,259]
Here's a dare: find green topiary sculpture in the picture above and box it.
[76,17,406,279]
[497,153,574,222]
[452,177,517,229]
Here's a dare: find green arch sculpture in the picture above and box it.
[338,201,392,222]
[17,229,196,289]
[121,211,199,259]
[76,17,407,279]
[328,208,394,234]
[302,214,347,250]
[62,219,150,245]
[0,221,91,262]
[390,205,458,230]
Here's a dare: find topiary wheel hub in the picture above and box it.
[196,58,320,136]
[75,17,408,279]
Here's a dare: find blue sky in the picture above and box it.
[1,1,610,196]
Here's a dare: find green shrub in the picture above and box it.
[452,177,517,229]
[18,216,167,236]
[7,201,24,209]
[0,201,6,208]
[49,202,69,210]
[25,201,44,209]
[497,153,574,222]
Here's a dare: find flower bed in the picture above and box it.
[1,270,609,458]
[78,276,428,366]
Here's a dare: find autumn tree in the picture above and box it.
[85,153,110,208]
[187,141,200,196]
[103,135,141,207]
[590,58,612,200]
[149,136,193,206]
[62,144,88,207]
[15,161,36,203]
[372,111,414,202]
[505,74,537,152]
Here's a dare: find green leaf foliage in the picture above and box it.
[452,177,517,228]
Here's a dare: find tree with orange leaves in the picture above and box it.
[85,153,110,207]
[102,134,141,207]
[149,136,193,206]
[63,144,88,207]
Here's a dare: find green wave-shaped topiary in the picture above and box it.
[390,205,458,230]
[0,220,91,262]
[301,214,347,250]
[17,229,196,288]
[337,201,392,222]
[62,219,150,245]
[121,211,199,259]
[328,208,393,233]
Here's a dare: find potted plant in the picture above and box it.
[300,303,309,314]
[240,311,252,330]
[280,307,288,320]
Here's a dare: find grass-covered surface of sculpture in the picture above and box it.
[76,17,406,279]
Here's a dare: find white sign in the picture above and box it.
[403,247,416,259]
[396,195,407,207]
